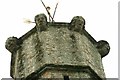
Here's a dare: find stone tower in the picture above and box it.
[5,13,110,80]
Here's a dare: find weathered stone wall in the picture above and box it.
[40,69,102,80]
[12,25,105,79]
[5,14,110,80]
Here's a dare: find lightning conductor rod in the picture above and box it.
[52,2,59,22]
[40,0,54,22]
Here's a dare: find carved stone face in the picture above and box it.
[5,37,18,53]
[72,16,85,27]
[35,14,47,26]
[70,16,85,32]
[96,40,110,58]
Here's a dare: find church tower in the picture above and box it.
[5,13,110,80]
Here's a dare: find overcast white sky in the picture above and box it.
[0,0,118,79]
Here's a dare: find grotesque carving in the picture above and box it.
[34,13,47,32]
[5,37,19,53]
[96,40,110,58]
[69,16,85,34]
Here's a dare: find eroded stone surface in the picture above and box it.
[5,14,110,80]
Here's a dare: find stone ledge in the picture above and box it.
[25,64,102,80]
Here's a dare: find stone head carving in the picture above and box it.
[35,13,47,31]
[69,16,85,34]
[5,37,19,53]
[96,40,110,58]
